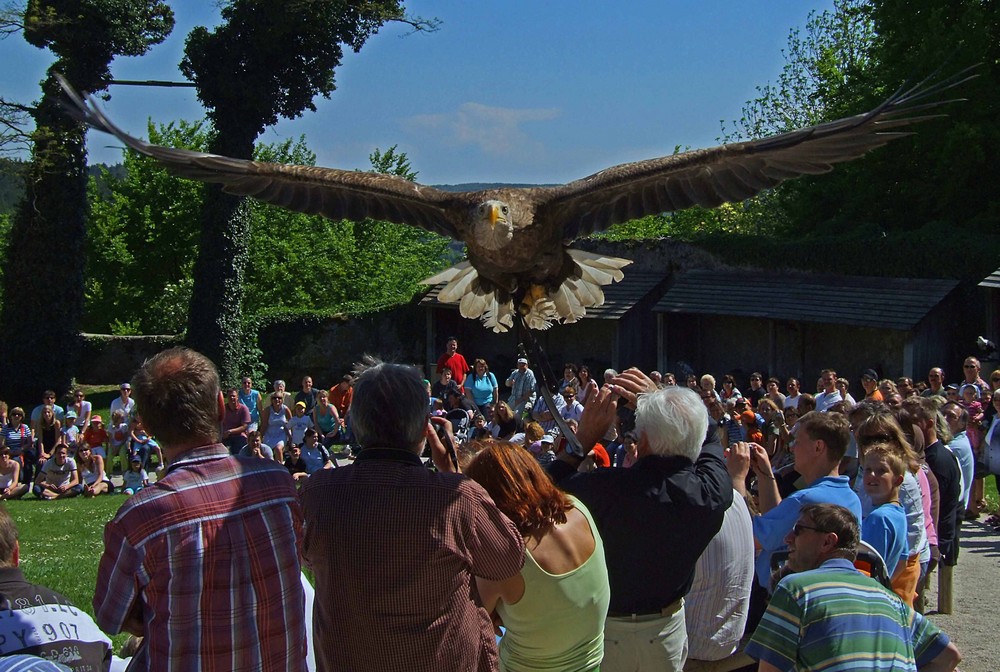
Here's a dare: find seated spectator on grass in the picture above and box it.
[109,382,135,425]
[299,429,333,474]
[238,376,263,432]
[313,388,343,447]
[129,418,163,471]
[67,388,92,430]
[4,408,35,483]
[61,409,81,453]
[221,387,251,455]
[465,441,610,672]
[0,447,28,499]
[76,444,112,497]
[107,409,129,474]
[32,405,60,466]
[330,374,354,421]
[32,445,80,500]
[121,456,148,496]
[294,376,320,415]
[82,415,109,459]
[745,503,960,672]
[288,402,314,448]
[261,391,291,461]
[30,390,64,424]
[0,506,113,671]
[284,444,309,483]
[238,430,274,460]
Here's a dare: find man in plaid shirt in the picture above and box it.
[93,347,307,672]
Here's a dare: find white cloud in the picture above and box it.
[405,103,560,159]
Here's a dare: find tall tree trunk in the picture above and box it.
[184,131,254,387]
[0,75,87,403]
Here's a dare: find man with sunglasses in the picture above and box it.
[746,503,960,672]
[961,356,988,391]
[29,390,64,424]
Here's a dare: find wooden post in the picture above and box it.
[938,564,954,614]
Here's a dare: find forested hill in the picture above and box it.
[0,160,125,214]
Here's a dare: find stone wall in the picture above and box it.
[77,333,180,384]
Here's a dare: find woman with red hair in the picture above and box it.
[465,442,610,672]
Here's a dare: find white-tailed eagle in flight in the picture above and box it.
[59,70,972,331]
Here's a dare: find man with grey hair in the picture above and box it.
[302,358,524,672]
[548,369,732,672]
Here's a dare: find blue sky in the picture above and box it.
[1,0,834,185]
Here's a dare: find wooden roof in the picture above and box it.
[653,270,958,330]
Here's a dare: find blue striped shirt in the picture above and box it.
[746,558,949,671]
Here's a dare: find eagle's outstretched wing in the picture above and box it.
[58,75,460,239]
[534,67,977,241]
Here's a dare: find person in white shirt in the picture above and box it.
[814,369,843,412]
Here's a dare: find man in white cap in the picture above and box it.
[506,357,536,416]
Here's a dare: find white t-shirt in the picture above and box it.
[41,458,77,488]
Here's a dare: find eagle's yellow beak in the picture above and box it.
[488,204,500,228]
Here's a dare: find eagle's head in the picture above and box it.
[472,200,515,250]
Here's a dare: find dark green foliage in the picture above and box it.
[0,159,27,214]
[0,0,173,404]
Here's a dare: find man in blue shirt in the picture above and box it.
[728,410,862,591]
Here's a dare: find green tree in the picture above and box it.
[86,119,207,334]
[85,122,449,333]
[177,0,437,386]
[368,144,417,182]
[0,0,172,403]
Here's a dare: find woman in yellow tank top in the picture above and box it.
[466,442,611,672]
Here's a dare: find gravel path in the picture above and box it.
[924,519,1000,672]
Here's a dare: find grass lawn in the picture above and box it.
[4,495,130,650]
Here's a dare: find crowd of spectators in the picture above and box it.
[2,338,996,671]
